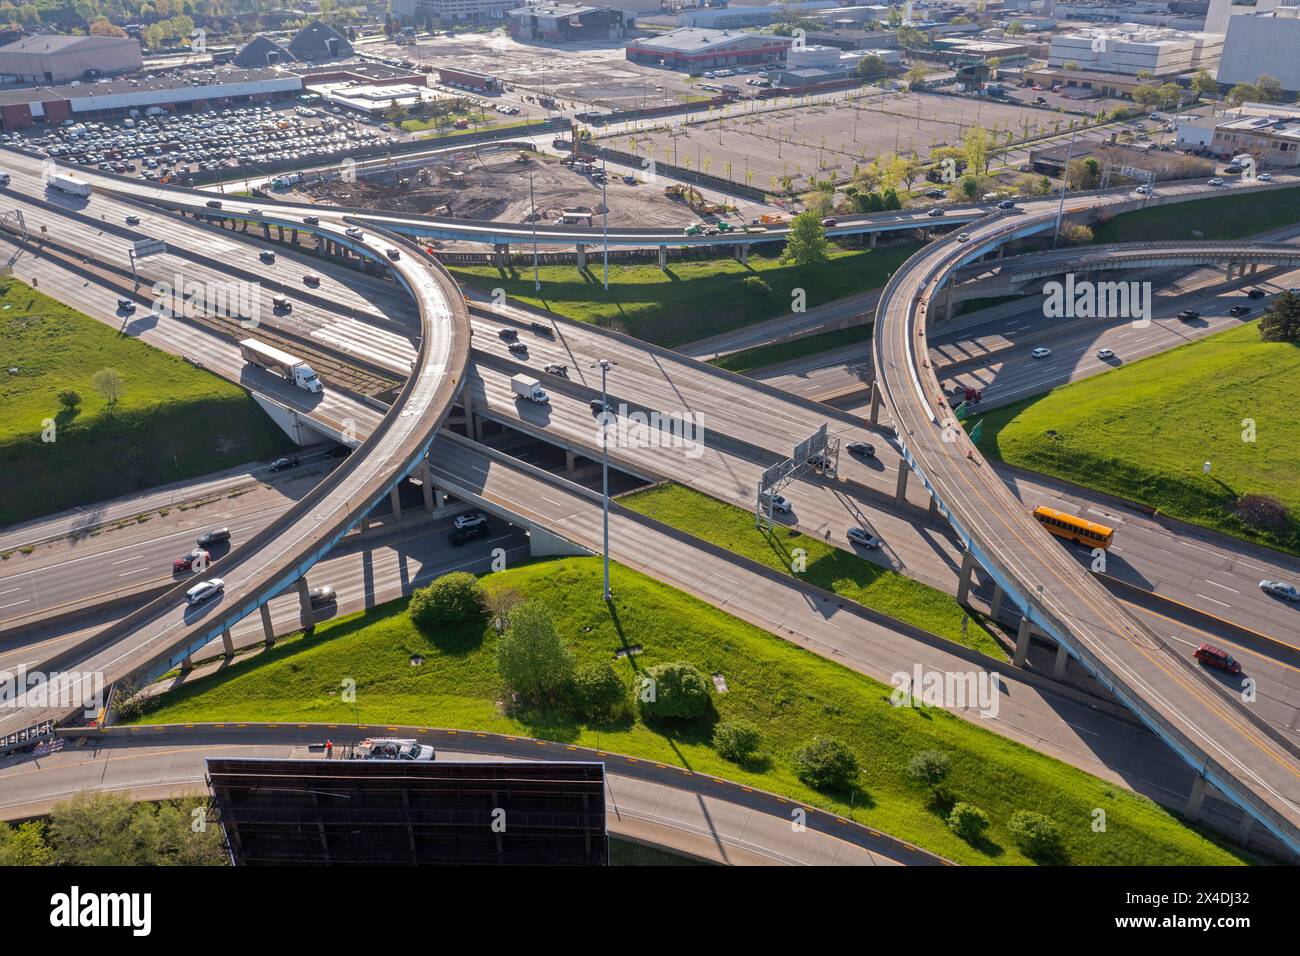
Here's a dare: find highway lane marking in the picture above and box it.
[0,587,24,597]
[117,567,151,577]
[1195,593,1233,609]
[0,599,30,611]
[1207,580,1240,594]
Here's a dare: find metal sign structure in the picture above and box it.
[128,237,167,278]
[755,423,839,528]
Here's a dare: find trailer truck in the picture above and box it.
[239,338,323,393]
[48,172,92,197]
[510,373,549,405]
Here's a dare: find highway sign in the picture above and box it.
[131,238,166,259]
[969,420,984,444]
[954,400,968,421]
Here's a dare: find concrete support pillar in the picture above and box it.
[291,228,299,244]
[657,245,667,270]
[956,550,975,605]
[296,578,313,626]
[576,243,587,269]
[276,225,284,241]
[997,244,1005,260]
[1013,616,1032,668]
[1225,260,1235,280]
[390,484,403,521]
[989,584,1005,621]
[565,448,577,473]
[1251,262,1260,275]
[261,223,271,240]
[1053,641,1070,680]
[1236,812,1255,845]
[1185,774,1208,822]
[869,381,881,425]
[868,231,877,248]
[736,243,749,264]
[894,461,909,502]
[222,627,235,659]
[928,495,938,519]
[259,603,275,646]
[945,286,954,322]
[181,652,193,674]
[422,467,435,513]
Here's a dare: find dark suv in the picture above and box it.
[197,528,231,547]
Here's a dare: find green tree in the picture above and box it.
[962,125,993,176]
[1157,83,1182,111]
[907,749,951,791]
[408,571,487,630]
[793,736,860,791]
[713,719,762,762]
[57,389,81,411]
[637,661,711,720]
[0,820,51,865]
[856,53,888,80]
[572,661,628,722]
[1259,291,1300,343]
[1007,810,1064,862]
[1190,70,1218,100]
[1256,74,1283,103]
[906,59,928,90]
[91,368,124,407]
[947,802,990,843]
[1227,83,1261,107]
[497,601,574,705]
[782,210,829,267]
[48,791,154,866]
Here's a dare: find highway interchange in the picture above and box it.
[1,148,1299,861]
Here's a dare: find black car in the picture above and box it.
[268,456,300,472]
[847,441,876,457]
[589,398,614,414]
[449,523,491,546]
[925,189,946,199]
[529,321,553,337]
[259,251,276,263]
[303,216,319,225]
[205,199,222,209]
[1228,305,1251,317]
[197,528,231,547]
[117,297,135,312]
[1247,288,1266,299]
[308,585,336,607]
[1177,309,1200,322]
[507,342,528,356]
[497,327,519,341]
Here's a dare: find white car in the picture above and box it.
[1208,177,1225,186]
[185,578,225,605]
[1260,580,1299,601]
[359,737,436,761]
[453,512,487,530]
[1096,347,1115,360]
[1031,347,1052,359]
[847,527,881,549]
[1135,185,1150,195]
[956,233,970,243]
[760,491,792,514]
[1258,172,1273,182]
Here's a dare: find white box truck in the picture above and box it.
[239,338,323,394]
[510,373,548,405]
[48,172,91,197]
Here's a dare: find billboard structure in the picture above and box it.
[755,423,839,528]
[207,757,608,866]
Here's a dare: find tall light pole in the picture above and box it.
[530,169,539,291]
[591,358,617,601]
[1052,128,1077,249]
[602,151,609,290]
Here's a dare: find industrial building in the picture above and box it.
[506,3,632,42]
[390,0,521,23]
[0,67,302,131]
[1217,5,1300,94]
[1206,111,1300,166]
[0,34,143,84]
[1046,26,1222,77]
[232,21,355,70]
[625,27,791,71]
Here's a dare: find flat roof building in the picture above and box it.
[1047,25,1223,77]
[626,27,791,70]
[0,34,143,84]
[507,3,631,41]
[1217,6,1300,94]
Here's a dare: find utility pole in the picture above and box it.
[1052,128,1077,249]
[591,359,617,601]
[528,169,540,291]
[602,151,609,290]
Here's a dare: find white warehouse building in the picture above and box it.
[1217,5,1300,93]
[1047,26,1223,77]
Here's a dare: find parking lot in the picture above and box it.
[5,102,402,185]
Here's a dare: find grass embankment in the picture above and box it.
[136,558,1245,865]
[449,242,919,348]
[1092,185,1300,243]
[0,278,291,527]
[711,324,870,375]
[974,321,1300,555]
[621,483,1005,659]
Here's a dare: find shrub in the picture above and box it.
[947,802,990,843]
[408,571,487,630]
[497,601,574,705]
[57,389,81,411]
[907,749,951,790]
[713,719,761,762]
[636,661,711,721]
[741,275,771,297]
[1007,810,1064,861]
[572,661,628,722]
[792,736,859,791]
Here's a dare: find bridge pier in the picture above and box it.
[1053,641,1070,680]
[1225,260,1235,280]
[868,381,881,425]
[868,232,877,248]
[1236,812,1255,845]
[181,652,193,674]
[495,243,510,266]
[927,495,938,519]
[276,225,284,241]
[259,603,275,646]
[1185,774,1208,822]
[390,484,404,521]
[222,627,235,659]
[894,461,909,502]
[296,578,313,627]
[989,584,1005,621]
[565,448,577,473]
[261,223,271,240]
[1013,616,1032,667]
[576,243,587,269]
[735,243,748,264]
[291,228,299,244]
[657,245,667,270]
[422,465,435,512]
[956,549,975,605]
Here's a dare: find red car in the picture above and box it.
[173,549,210,574]
[1194,643,1241,675]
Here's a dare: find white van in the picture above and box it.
[185,578,225,605]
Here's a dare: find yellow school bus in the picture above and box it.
[1032,505,1114,550]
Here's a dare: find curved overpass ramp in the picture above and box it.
[873,187,1300,855]
[0,183,471,740]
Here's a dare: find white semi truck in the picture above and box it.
[48,172,92,197]
[239,338,323,393]
[510,373,549,405]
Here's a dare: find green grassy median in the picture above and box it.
[1092,185,1300,244]
[134,557,1244,865]
[0,278,291,527]
[973,321,1300,555]
[620,483,1005,659]
[449,242,917,348]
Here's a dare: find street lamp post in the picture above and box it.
[591,358,617,601]
[530,169,539,291]
[602,152,609,290]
